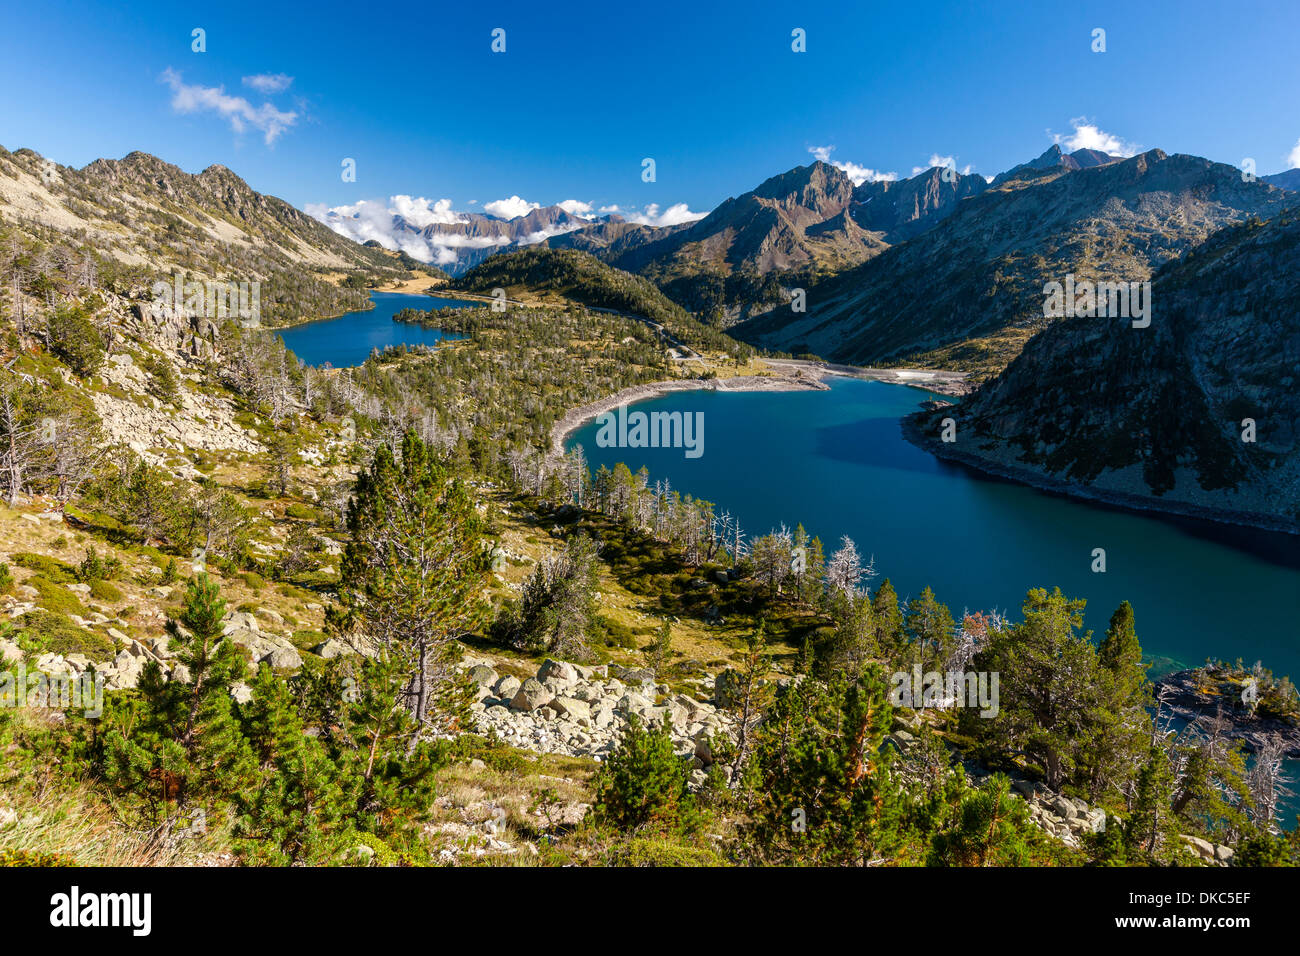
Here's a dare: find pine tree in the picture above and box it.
[971,588,1106,791]
[1125,744,1183,863]
[905,586,956,673]
[1099,601,1147,703]
[331,431,490,740]
[927,774,1039,867]
[746,666,906,865]
[102,574,255,825]
[1082,600,1153,803]
[871,578,905,666]
[644,618,672,677]
[592,714,704,835]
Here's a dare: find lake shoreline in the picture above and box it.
[550,370,828,457]
[901,413,1299,537]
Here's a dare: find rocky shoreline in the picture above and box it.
[763,359,973,398]
[549,370,828,457]
[1153,669,1300,756]
[901,413,1300,537]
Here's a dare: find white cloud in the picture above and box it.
[1287,137,1300,169]
[911,153,973,176]
[556,199,595,218]
[242,73,293,94]
[837,161,897,185]
[598,204,620,214]
[807,145,896,186]
[517,224,585,245]
[626,203,707,227]
[161,68,297,145]
[484,195,540,219]
[306,196,556,265]
[1051,118,1139,157]
[389,195,463,228]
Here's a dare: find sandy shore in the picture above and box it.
[550,370,828,457]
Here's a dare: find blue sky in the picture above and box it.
[2,0,1298,232]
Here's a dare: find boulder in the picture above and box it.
[616,692,654,718]
[312,638,352,660]
[537,658,578,687]
[262,646,303,672]
[1181,835,1216,860]
[468,664,499,688]
[713,668,743,708]
[550,696,592,724]
[494,675,522,699]
[510,678,553,712]
[223,611,260,633]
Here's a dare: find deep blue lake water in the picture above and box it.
[277,291,476,367]
[567,376,1300,682]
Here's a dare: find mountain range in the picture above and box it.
[732,149,1294,375]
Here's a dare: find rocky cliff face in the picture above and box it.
[735,150,1294,375]
[909,206,1300,532]
[851,165,989,240]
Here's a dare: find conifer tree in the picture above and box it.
[331,431,490,739]
[592,714,704,835]
[102,574,255,825]
[927,774,1039,867]
[971,588,1106,791]
[746,666,905,865]
[905,586,956,672]
[1124,744,1183,863]
[871,578,906,666]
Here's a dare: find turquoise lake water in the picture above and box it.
[277,291,476,367]
[288,296,1300,819]
[567,375,1300,681]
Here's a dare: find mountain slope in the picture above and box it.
[907,206,1300,532]
[543,162,997,327]
[991,144,1122,186]
[0,145,417,325]
[1263,168,1300,191]
[850,165,989,241]
[450,246,751,355]
[734,149,1293,375]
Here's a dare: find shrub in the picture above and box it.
[11,552,77,584]
[47,304,105,377]
[160,558,180,584]
[0,563,13,595]
[600,836,727,867]
[142,353,180,403]
[76,546,122,583]
[15,610,115,660]
[590,614,638,650]
[28,576,90,618]
[591,715,705,836]
[88,578,124,603]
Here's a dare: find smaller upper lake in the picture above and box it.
[278,291,479,367]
